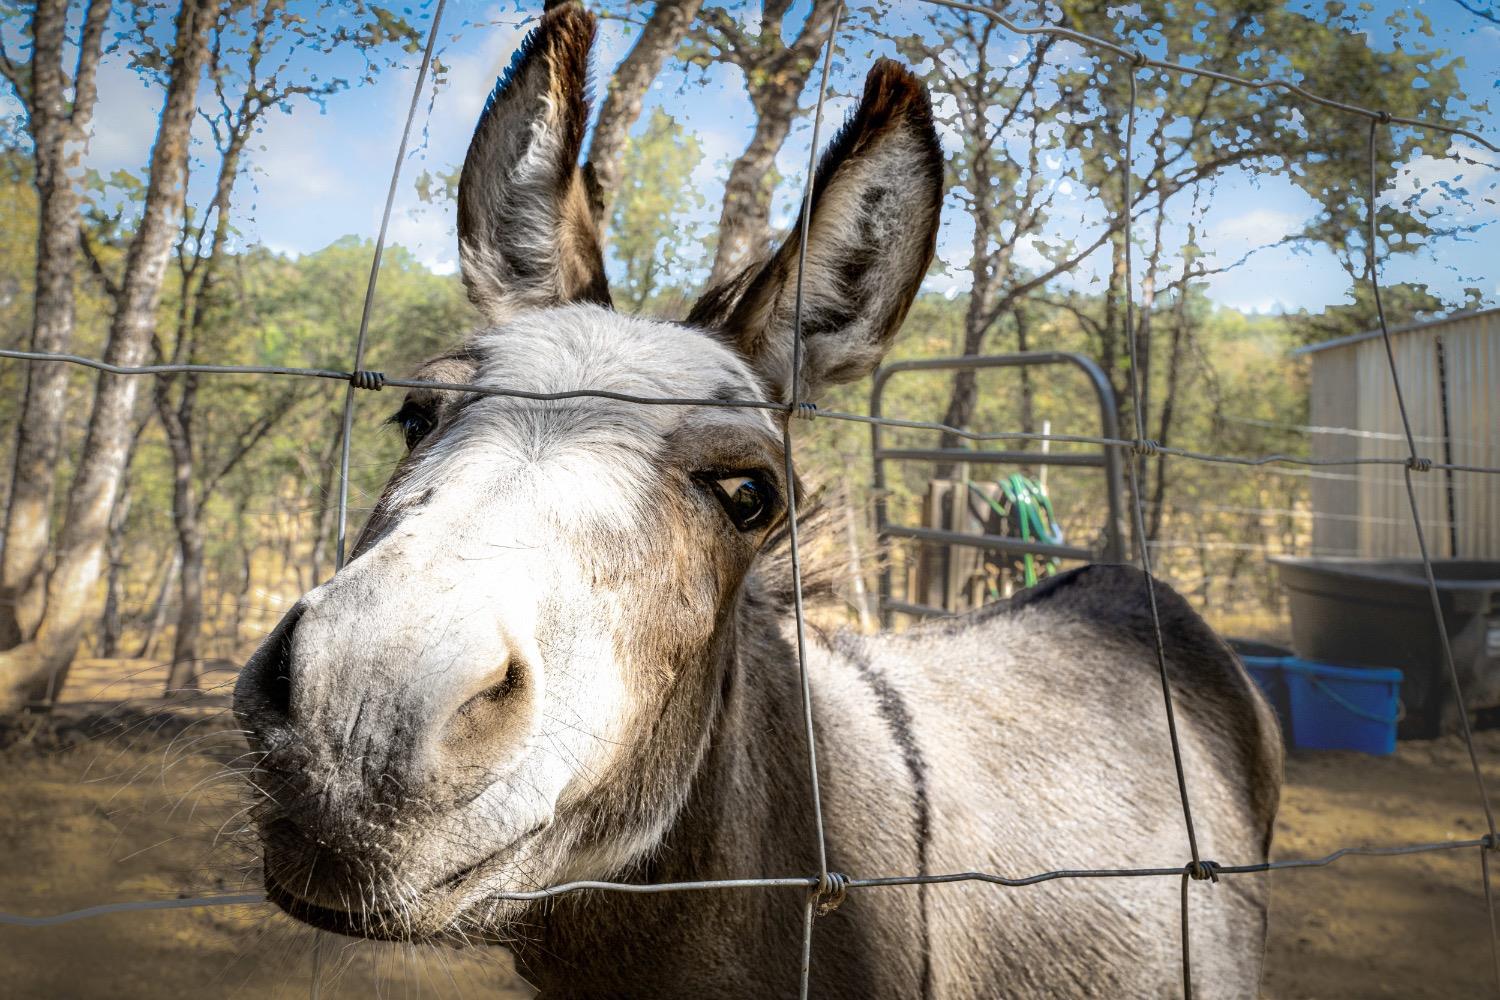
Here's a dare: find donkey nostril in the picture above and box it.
[476,661,518,705]
[267,665,292,718]
[444,659,531,755]
[240,601,306,722]
[461,660,519,715]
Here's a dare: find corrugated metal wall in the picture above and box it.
[1443,312,1500,556]
[1309,310,1499,559]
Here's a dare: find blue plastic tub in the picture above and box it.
[1239,655,1293,744]
[1282,659,1403,755]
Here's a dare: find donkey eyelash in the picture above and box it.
[388,402,437,450]
[694,469,780,532]
[693,468,781,496]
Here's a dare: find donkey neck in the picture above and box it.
[511,578,842,995]
[663,586,828,878]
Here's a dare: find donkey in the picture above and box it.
[235,7,1282,998]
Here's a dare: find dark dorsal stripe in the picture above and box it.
[845,641,932,1000]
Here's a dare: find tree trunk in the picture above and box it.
[137,550,181,661]
[708,85,802,286]
[308,425,342,585]
[1015,306,1035,437]
[1104,234,1126,377]
[0,0,111,648]
[1147,286,1192,543]
[231,495,255,648]
[99,456,140,660]
[841,495,875,633]
[933,259,997,478]
[0,0,216,711]
[165,523,205,695]
[100,522,127,659]
[703,0,840,287]
[158,375,203,696]
[153,122,251,696]
[584,0,704,232]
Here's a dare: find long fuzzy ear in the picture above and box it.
[457,4,610,320]
[687,59,943,401]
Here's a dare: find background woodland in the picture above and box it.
[0,0,1494,710]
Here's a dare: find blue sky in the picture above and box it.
[3,0,1497,314]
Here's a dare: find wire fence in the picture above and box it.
[1,1,1498,997]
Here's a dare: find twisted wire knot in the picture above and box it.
[1128,47,1148,69]
[1405,455,1433,473]
[791,401,818,421]
[350,370,386,391]
[813,871,850,916]
[1130,438,1162,458]
[1376,109,1393,124]
[1484,833,1500,851]
[1185,860,1221,883]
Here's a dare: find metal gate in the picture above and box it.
[870,352,1128,625]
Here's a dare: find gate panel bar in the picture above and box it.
[870,352,1127,627]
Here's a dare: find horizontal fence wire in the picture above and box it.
[2,347,1497,476]
[3,834,1494,927]
[1,0,1497,997]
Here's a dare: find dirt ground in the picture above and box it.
[2,662,1498,998]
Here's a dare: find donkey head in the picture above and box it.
[235,5,941,941]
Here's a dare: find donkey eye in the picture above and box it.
[402,415,433,450]
[709,474,773,531]
[388,404,435,451]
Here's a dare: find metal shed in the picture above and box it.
[1298,308,1499,559]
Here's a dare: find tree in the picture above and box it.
[609,108,706,312]
[146,0,419,695]
[686,0,841,286]
[1047,0,1468,539]
[0,0,111,647]
[882,9,1099,477]
[580,0,705,234]
[885,0,1468,541]
[0,0,217,710]
[1284,282,1464,347]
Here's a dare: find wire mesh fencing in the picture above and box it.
[1,1,1499,998]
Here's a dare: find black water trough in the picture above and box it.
[1270,557,1500,738]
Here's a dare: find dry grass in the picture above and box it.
[2,658,1496,997]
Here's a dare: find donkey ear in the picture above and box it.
[457,4,610,320]
[687,59,943,401]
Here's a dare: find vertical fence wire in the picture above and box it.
[789,6,844,997]
[333,0,449,571]
[1364,116,1500,994]
[323,3,447,996]
[1119,54,1208,1000]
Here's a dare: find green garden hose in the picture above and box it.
[964,473,1064,588]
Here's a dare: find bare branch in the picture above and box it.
[1449,0,1500,26]
[584,0,705,230]
[67,0,111,135]
[78,226,121,302]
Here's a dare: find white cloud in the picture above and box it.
[388,207,457,273]
[1385,143,1500,223]
[84,60,161,169]
[1215,208,1302,248]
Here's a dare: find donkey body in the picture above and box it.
[235,8,1281,998]
[514,566,1281,999]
